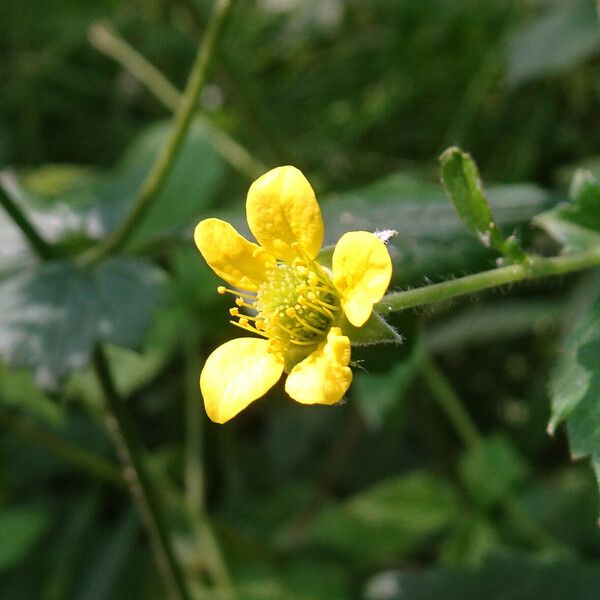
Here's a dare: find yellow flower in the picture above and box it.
[194,166,392,423]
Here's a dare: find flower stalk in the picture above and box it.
[81,0,235,265]
[88,20,264,180]
[93,346,193,600]
[377,246,600,314]
[0,173,55,260]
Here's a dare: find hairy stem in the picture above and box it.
[377,246,600,313]
[0,172,54,260]
[82,0,235,265]
[89,21,263,179]
[94,346,193,600]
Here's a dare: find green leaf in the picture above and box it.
[0,258,168,387]
[309,471,459,564]
[0,504,51,572]
[364,555,600,600]
[318,172,549,284]
[459,434,529,511]
[548,291,600,512]
[0,362,65,426]
[440,147,526,262]
[548,293,600,434]
[74,510,139,600]
[505,0,600,86]
[439,515,502,568]
[341,312,402,346]
[0,119,224,267]
[535,169,600,252]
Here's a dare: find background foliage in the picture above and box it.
[2,0,600,598]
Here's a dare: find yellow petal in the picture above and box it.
[285,327,352,405]
[246,166,324,260]
[200,338,284,424]
[194,218,274,292]
[332,231,392,327]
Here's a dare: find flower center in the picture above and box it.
[219,256,339,347]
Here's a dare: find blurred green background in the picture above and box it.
[2,0,600,598]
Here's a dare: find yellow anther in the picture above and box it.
[217,286,226,294]
[229,307,240,316]
[239,317,249,326]
[235,297,245,306]
[286,307,297,318]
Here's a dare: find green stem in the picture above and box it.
[93,346,193,600]
[0,172,54,260]
[82,0,235,265]
[377,247,600,313]
[421,352,561,552]
[0,411,124,486]
[89,21,263,179]
[184,333,205,514]
[420,355,481,449]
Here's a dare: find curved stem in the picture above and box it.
[377,246,600,313]
[420,355,481,449]
[82,0,235,265]
[0,172,54,260]
[89,21,263,179]
[0,410,124,486]
[94,346,193,600]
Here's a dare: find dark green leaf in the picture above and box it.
[318,172,547,284]
[0,362,65,426]
[0,504,51,572]
[309,472,459,563]
[0,258,168,387]
[459,434,529,511]
[440,147,526,262]
[535,169,600,252]
[75,510,139,600]
[364,555,600,600]
[439,515,502,567]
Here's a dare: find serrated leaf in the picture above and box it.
[548,292,600,511]
[0,119,224,268]
[309,472,459,563]
[440,147,527,262]
[535,168,600,252]
[0,258,168,388]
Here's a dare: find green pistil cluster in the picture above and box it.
[257,261,338,345]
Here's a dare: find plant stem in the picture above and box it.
[93,346,193,600]
[184,333,205,514]
[420,351,561,552]
[82,0,235,265]
[0,411,124,486]
[0,172,54,260]
[89,21,264,179]
[377,246,600,313]
[420,355,481,449]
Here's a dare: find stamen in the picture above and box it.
[217,285,256,299]
[230,319,268,337]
